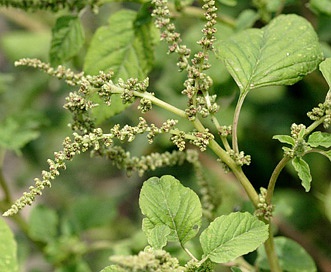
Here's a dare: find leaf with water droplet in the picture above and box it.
[215,14,323,93]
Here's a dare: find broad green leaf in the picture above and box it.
[142,220,171,249]
[308,131,331,147]
[273,135,295,146]
[84,9,157,122]
[319,58,331,88]
[309,0,331,16]
[216,14,323,92]
[50,15,85,65]
[0,217,18,272]
[28,205,59,243]
[292,157,312,192]
[139,175,202,245]
[200,212,268,263]
[256,236,316,272]
[231,267,243,272]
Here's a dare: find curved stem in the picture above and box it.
[266,156,290,204]
[305,116,326,136]
[232,91,248,154]
[208,139,259,207]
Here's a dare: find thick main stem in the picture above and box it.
[264,226,282,272]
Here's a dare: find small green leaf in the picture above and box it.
[216,14,323,92]
[200,212,269,263]
[139,175,202,246]
[292,157,312,192]
[28,205,59,243]
[235,10,259,31]
[84,9,157,122]
[319,58,331,88]
[0,218,18,272]
[308,131,331,147]
[50,15,85,65]
[256,236,316,272]
[273,135,295,146]
[142,221,171,249]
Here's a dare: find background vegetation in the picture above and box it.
[0,0,331,271]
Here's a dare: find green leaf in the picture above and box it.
[235,10,259,31]
[308,131,331,147]
[292,157,312,192]
[0,218,18,272]
[200,212,269,263]
[0,113,41,154]
[139,175,202,246]
[50,15,85,65]
[309,0,331,16]
[215,14,323,92]
[28,205,59,243]
[142,221,171,249]
[273,135,295,146]
[319,57,331,88]
[256,236,316,272]
[231,267,243,272]
[84,9,157,122]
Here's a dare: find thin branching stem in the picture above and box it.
[232,91,248,154]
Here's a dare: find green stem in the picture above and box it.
[304,116,326,136]
[264,225,283,272]
[232,92,248,154]
[112,88,188,119]
[266,156,290,204]
[208,139,259,207]
[0,149,12,204]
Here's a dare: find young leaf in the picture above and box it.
[292,157,312,192]
[200,212,268,263]
[0,217,18,272]
[273,135,295,146]
[84,9,157,122]
[28,205,59,243]
[50,15,85,65]
[215,14,323,92]
[256,236,316,272]
[142,221,171,249]
[139,175,202,246]
[308,131,331,147]
[319,57,331,88]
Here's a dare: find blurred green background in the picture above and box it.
[0,0,331,271]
